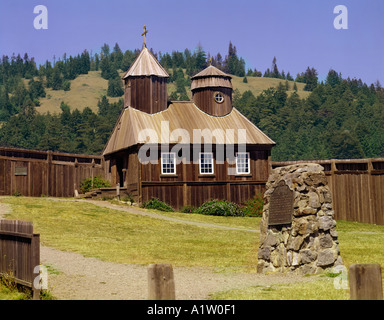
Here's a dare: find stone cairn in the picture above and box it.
[257,163,343,275]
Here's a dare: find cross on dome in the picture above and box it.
[141,25,148,48]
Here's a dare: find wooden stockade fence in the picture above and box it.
[0,147,107,198]
[273,158,384,225]
[0,220,40,299]
[1,145,383,226]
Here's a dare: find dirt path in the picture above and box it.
[41,245,314,300]
[1,198,314,300]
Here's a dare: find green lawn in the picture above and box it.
[1,197,383,300]
[0,197,258,269]
[210,276,350,300]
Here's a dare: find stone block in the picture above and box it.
[300,249,318,264]
[319,216,336,231]
[317,249,336,267]
[319,234,333,248]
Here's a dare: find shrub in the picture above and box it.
[241,193,264,217]
[62,80,71,91]
[79,176,111,194]
[181,205,197,214]
[141,198,174,212]
[121,193,135,204]
[195,199,244,217]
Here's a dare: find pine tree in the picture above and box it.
[303,67,318,91]
[51,65,63,90]
[107,76,124,97]
[326,69,342,88]
[272,57,280,78]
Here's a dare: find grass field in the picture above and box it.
[36,70,309,114]
[230,75,310,99]
[0,197,259,269]
[1,196,383,300]
[36,71,124,114]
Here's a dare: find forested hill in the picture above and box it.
[0,42,383,161]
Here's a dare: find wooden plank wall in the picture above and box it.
[139,147,270,209]
[273,159,384,225]
[192,87,233,116]
[0,147,106,198]
[126,76,168,113]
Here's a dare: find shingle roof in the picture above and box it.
[123,47,169,79]
[103,102,275,156]
[191,65,232,90]
[191,65,231,79]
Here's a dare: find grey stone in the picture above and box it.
[308,192,321,209]
[292,252,301,266]
[296,207,317,216]
[286,251,292,266]
[300,249,318,264]
[317,249,336,267]
[330,229,338,238]
[319,216,336,231]
[258,247,271,261]
[287,235,304,251]
[319,234,333,248]
[309,173,327,186]
[321,203,333,210]
[299,264,317,275]
[263,233,279,248]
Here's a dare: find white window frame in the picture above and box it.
[161,152,176,175]
[199,152,214,175]
[236,152,250,174]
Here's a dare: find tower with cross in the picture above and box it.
[122,24,169,113]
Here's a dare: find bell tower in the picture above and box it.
[190,65,233,117]
[123,25,169,114]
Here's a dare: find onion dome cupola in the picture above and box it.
[123,25,169,114]
[191,65,233,117]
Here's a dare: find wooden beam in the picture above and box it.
[349,264,383,300]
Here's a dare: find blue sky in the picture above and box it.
[0,0,383,85]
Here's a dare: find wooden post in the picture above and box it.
[148,263,175,300]
[349,264,383,300]
[116,183,120,200]
[31,233,41,300]
[47,151,52,196]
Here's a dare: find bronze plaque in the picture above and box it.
[268,182,293,226]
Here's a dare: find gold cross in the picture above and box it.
[141,25,148,47]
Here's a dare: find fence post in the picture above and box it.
[31,233,41,300]
[116,183,120,200]
[349,264,383,300]
[148,263,175,300]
